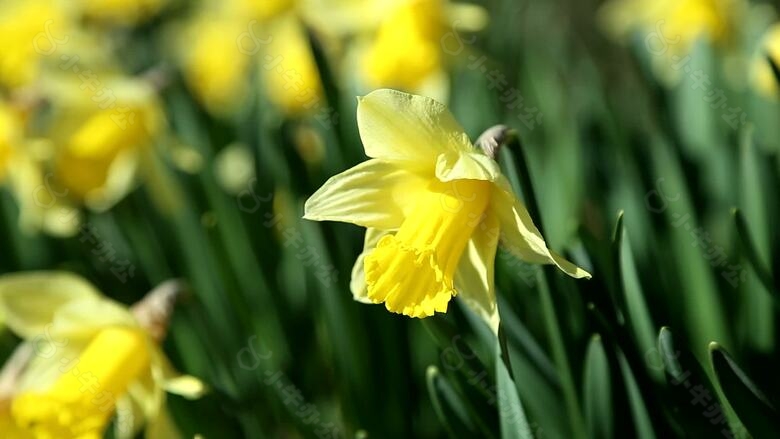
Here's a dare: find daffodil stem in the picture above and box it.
[500,131,587,439]
[536,271,587,439]
[732,208,779,304]
[497,324,514,379]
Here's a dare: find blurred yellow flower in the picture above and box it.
[0,272,205,439]
[361,0,487,98]
[0,75,166,236]
[751,23,780,98]
[364,0,444,91]
[0,102,74,237]
[599,0,745,82]
[0,0,70,89]
[179,15,253,115]
[600,0,743,46]
[46,76,165,211]
[177,0,324,117]
[304,90,589,331]
[261,16,324,116]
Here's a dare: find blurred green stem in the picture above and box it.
[733,208,778,305]
[499,130,587,439]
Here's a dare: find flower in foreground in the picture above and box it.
[304,89,590,332]
[0,272,205,438]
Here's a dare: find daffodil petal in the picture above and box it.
[125,354,164,434]
[302,0,383,35]
[153,347,207,399]
[145,349,189,439]
[9,152,82,237]
[144,405,183,439]
[357,89,473,163]
[350,228,387,303]
[0,272,101,339]
[83,147,140,212]
[548,249,592,278]
[435,151,501,182]
[17,342,87,393]
[303,159,426,229]
[115,395,145,439]
[491,177,591,279]
[751,23,780,97]
[127,368,159,415]
[163,375,207,399]
[454,210,500,334]
[262,17,323,115]
[49,297,137,341]
[447,3,489,32]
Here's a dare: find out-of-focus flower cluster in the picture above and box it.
[0,0,167,236]
[0,0,487,237]
[598,0,780,96]
[1,0,779,233]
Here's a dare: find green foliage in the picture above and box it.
[2,0,780,437]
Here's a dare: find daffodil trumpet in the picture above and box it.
[304,89,590,333]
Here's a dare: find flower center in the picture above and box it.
[12,327,150,438]
[365,179,491,318]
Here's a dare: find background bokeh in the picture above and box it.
[1,0,780,437]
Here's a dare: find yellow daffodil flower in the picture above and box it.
[0,101,75,237]
[176,0,323,117]
[360,0,487,99]
[261,15,325,116]
[751,23,780,98]
[44,76,165,211]
[178,14,253,116]
[0,0,70,89]
[598,0,745,83]
[1,75,165,236]
[304,90,590,332]
[0,272,205,439]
